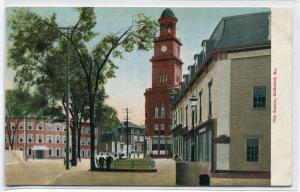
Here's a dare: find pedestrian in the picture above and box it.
[99,154,104,170]
[106,154,113,170]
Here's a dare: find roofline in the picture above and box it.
[208,11,271,41]
[172,43,271,107]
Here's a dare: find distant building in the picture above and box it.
[171,12,271,179]
[97,122,145,158]
[5,118,96,159]
[144,8,182,158]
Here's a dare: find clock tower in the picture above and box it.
[144,8,183,158]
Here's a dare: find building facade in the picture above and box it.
[97,122,145,158]
[5,118,96,159]
[171,12,271,177]
[144,8,182,157]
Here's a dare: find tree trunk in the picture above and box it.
[71,121,77,166]
[77,130,81,162]
[89,98,96,170]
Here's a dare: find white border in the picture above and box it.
[1,0,299,192]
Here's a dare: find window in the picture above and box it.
[56,149,60,157]
[185,105,188,127]
[38,123,43,131]
[19,124,24,130]
[154,107,159,118]
[28,134,34,143]
[160,106,165,117]
[56,124,60,131]
[198,131,212,162]
[152,140,158,150]
[46,124,53,131]
[160,124,165,135]
[159,75,168,83]
[154,124,159,135]
[82,150,85,157]
[28,123,33,130]
[246,138,259,162]
[37,134,44,143]
[173,113,177,126]
[160,140,166,151]
[49,149,52,156]
[47,135,53,143]
[253,86,266,108]
[55,136,60,144]
[180,107,183,124]
[19,134,24,143]
[199,91,202,122]
[208,81,212,118]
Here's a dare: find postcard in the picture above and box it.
[3,6,293,188]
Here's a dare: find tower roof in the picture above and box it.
[160,8,177,19]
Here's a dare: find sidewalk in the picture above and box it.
[5,159,176,186]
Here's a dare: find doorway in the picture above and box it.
[36,150,44,159]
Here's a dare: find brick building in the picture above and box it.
[170,12,271,185]
[144,8,183,157]
[5,118,96,159]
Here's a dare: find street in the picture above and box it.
[5,159,176,186]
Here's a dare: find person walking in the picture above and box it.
[99,154,104,170]
[106,154,113,170]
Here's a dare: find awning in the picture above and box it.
[32,146,49,150]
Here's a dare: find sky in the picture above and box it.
[5,7,270,125]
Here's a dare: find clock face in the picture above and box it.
[161,45,167,52]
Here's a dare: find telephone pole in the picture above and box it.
[58,26,73,170]
[122,108,132,158]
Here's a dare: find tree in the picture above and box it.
[8,7,158,170]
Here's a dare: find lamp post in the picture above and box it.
[190,95,197,162]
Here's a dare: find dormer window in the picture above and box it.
[202,40,208,59]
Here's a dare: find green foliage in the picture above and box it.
[5,88,64,119]
[7,7,158,169]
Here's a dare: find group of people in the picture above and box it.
[97,153,113,170]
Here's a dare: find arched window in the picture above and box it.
[56,149,60,157]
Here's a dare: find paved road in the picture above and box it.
[5,159,176,186]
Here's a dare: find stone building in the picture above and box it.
[5,118,96,159]
[171,12,271,184]
[144,8,182,157]
[97,122,145,158]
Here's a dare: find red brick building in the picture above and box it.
[5,118,96,159]
[144,8,183,157]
